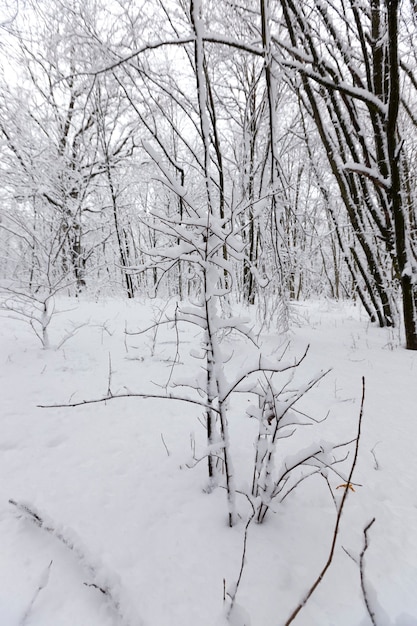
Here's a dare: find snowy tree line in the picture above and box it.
[1,0,416,348]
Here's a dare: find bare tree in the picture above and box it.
[276,0,417,347]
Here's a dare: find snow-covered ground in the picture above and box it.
[1,297,416,626]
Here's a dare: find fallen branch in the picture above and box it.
[9,499,140,626]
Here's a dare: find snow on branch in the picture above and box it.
[92,35,263,77]
[9,499,141,626]
[343,162,390,189]
[280,59,388,115]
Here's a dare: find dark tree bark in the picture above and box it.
[386,0,417,349]
[277,0,411,329]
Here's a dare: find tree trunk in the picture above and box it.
[386,0,417,349]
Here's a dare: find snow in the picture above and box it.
[342,161,390,189]
[283,59,388,115]
[1,297,417,625]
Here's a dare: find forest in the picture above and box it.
[1,1,417,625]
[1,0,416,345]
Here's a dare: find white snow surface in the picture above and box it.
[1,297,417,626]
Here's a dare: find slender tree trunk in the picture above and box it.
[191,0,236,525]
[387,0,417,349]
[105,162,134,298]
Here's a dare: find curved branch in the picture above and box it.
[38,392,221,414]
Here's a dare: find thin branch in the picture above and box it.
[63,35,263,80]
[38,391,221,415]
[221,345,312,403]
[226,492,256,618]
[370,442,381,470]
[160,433,170,457]
[360,518,377,626]
[20,561,53,626]
[284,376,366,625]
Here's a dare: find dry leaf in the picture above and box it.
[336,483,356,492]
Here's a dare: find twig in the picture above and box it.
[360,518,377,626]
[160,432,170,456]
[230,496,256,599]
[341,545,357,564]
[225,493,256,619]
[38,391,221,414]
[107,352,113,397]
[284,376,366,625]
[370,442,381,470]
[56,322,89,350]
[165,303,181,388]
[279,467,322,503]
[322,473,337,508]
[84,582,108,595]
[20,561,53,626]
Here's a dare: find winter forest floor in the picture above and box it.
[1,297,417,626]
